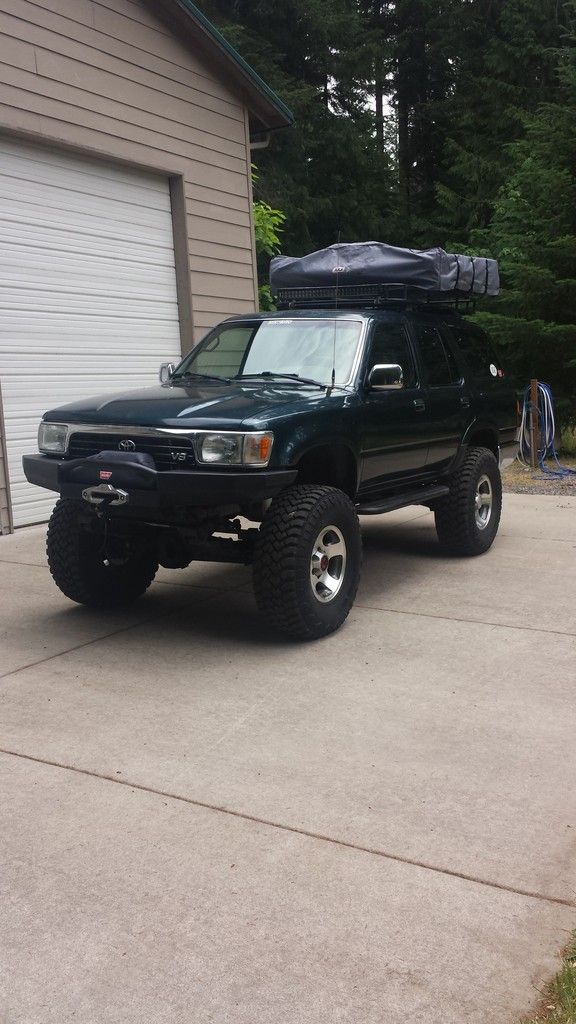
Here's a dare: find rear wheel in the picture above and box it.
[434,446,502,555]
[253,484,362,640]
[47,498,158,607]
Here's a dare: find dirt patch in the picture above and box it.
[503,457,576,496]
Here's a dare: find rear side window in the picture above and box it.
[413,324,460,386]
[449,322,503,381]
[369,322,417,388]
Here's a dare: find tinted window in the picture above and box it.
[242,319,361,384]
[414,324,460,386]
[191,325,255,377]
[450,322,502,381]
[175,319,363,386]
[369,323,416,388]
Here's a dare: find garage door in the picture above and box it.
[0,137,182,527]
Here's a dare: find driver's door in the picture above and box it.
[358,319,430,498]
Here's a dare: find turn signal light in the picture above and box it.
[243,432,274,466]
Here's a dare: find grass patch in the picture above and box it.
[560,428,576,457]
[524,937,576,1024]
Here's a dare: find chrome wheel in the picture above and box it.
[474,474,492,530]
[309,525,347,603]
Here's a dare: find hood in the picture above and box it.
[43,380,342,430]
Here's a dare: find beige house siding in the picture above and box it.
[0,0,260,348]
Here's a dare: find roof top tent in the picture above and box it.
[270,242,499,310]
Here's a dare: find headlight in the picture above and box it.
[196,432,273,467]
[38,422,69,454]
[199,433,242,465]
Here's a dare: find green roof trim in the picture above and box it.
[171,0,294,128]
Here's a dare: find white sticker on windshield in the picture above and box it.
[489,363,498,377]
[267,320,293,326]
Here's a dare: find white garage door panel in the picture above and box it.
[1,290,177,318]
[1,313,179,343]
[0,138,182,528]
[0,144,171,212]
[0,244,178,278]
[1,186,173,226]
[2,219,174,260]
[0,138,169,196]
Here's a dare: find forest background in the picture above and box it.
[205,0,576,423]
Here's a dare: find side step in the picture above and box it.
[356,484,450,516]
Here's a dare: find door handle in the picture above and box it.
[460,396,471,408]
[413,398,426,412]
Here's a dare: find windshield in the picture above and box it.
[173,319,363,387]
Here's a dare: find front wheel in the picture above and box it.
[47,498,158,607]
[253,485,362,640]
[434,446,502,556]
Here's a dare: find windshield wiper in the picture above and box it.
[171,370,232,384]
[236,371,325,388]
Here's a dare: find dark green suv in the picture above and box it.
[23,299,517,640]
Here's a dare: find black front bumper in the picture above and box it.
[23,454,297,508]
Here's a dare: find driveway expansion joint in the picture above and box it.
[1,745,574,911]
[354,602,576,638]
[0,609,188,681]
[0,557,48,568]
[0,583,242,682]
[0,553,249,592]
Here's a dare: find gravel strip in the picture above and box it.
[502,457,576,495]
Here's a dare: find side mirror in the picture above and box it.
[159,362,176,383]
[368,363,404,390]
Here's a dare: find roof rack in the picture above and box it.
[275,283,477,313]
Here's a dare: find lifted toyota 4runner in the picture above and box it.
[23,296,518,640]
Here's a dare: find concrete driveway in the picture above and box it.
[1,492,575,1024]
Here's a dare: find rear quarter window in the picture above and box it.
[449,322,505,382]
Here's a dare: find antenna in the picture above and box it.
[327,236,340,396]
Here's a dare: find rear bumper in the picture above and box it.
[22,453,297,508]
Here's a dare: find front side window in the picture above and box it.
[414,324,460,387]
[174,318,363,386]
[185,326,254,378]
[369,323,417,388]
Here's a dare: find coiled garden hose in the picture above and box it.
[518,381,576,476]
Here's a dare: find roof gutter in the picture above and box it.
[250,132,271,150]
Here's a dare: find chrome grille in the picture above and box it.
[67,432,196,470]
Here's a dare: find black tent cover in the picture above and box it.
[270,242,499,297]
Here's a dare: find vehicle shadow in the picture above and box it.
[360,515,448,561]
[46,572,287,650]
[40,517,453,650]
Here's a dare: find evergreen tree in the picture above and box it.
[434,0,566,245]
[203,0,576,414]
[206,0,394,253]
[472,3,576,418]
[386,0,455,237]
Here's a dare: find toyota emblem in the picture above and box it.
[118,439,136,452]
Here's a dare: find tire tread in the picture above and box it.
[434,447,502,556]
[47,499,157,607]
[253,485,361,639]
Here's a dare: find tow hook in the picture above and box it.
[81,483,129,507]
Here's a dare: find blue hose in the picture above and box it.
[518,381,576,477]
